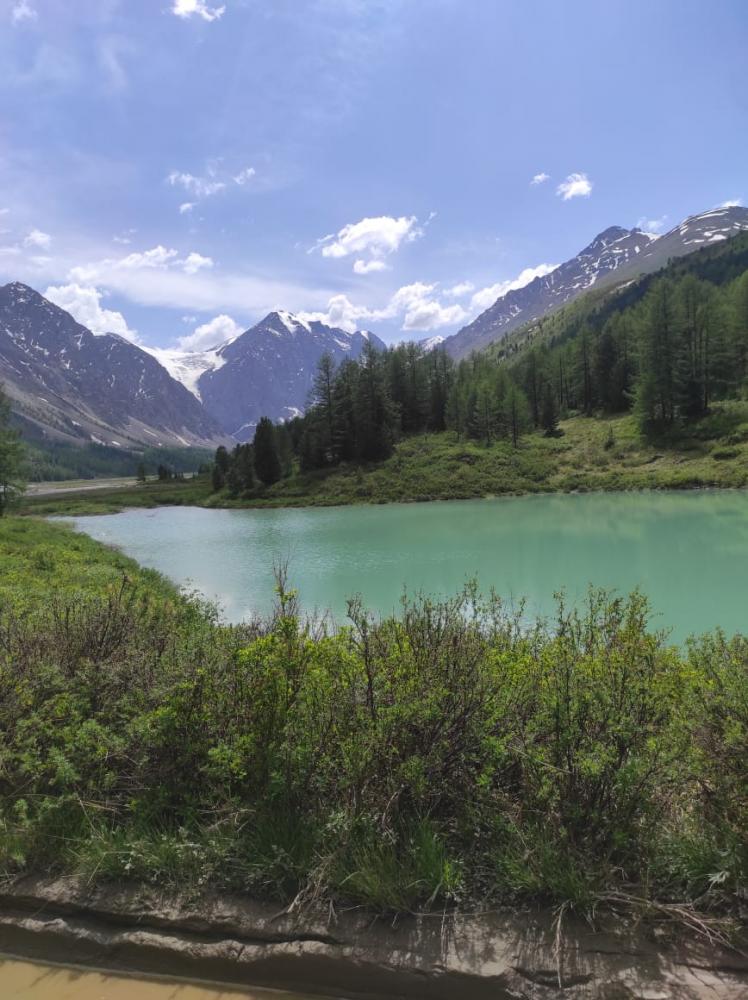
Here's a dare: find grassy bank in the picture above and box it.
[18,404,748,517]
[0,517,745,922]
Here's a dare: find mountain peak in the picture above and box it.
[441,203,748,360]
[581,226,632,254]
[264,309,312,335]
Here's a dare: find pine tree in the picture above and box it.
[211,444,229,492]
[354,341,398,461]
[253,417,282,485]
[0,386,24,515]
[540,381,559,436]
[136,461,147,484]
[310,353,336,463]
[503,384,530,448]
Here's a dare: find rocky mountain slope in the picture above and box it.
[155,311,386,441]
[443,206,748,359]
[0,282,227,449]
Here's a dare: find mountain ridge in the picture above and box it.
[155,310,386,441]
[0,281,228,450]
[442,206,748,359]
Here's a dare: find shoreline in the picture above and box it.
[20,476,748,519]
[1,876,747,999]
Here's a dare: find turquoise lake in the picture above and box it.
[68,491,748,642]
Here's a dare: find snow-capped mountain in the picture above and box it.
[419,334,446,352]
[443,206,748,359]
[178,311,386,441]
[0,282,227,449]
[147,344,229,400]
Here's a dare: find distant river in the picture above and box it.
[67,491,748,643]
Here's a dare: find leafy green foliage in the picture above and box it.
[0,386,25,515]
[0,518,745,916]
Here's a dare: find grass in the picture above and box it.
[0,516,180,609]
[0,517,746,924]
[19,403,748,517]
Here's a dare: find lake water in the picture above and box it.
[67,491,748,642]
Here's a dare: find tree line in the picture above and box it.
[212,251,748,491]
[0,386,24,515]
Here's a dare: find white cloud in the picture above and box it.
[177,313,242,351]
[391,283,468,331]
[179,202,195,215]
[445,281,474,297]
[113,229,136,245]
[172,0,226,22]
[470,263,557,312]
[556,172,593,201]
[313,214,423,272]
[636,215,668,234]
[298,294,374,332]
[44,283,138,342]
[168,170,226,199]
[720,198,742,208]
[118,245,179,269]
[302,282,467,334]
[300,263,558,335]
[233,166,256,186]
[23,228,52,250]
[11,1,37,24]
[71,245,215,285]
[182,251,214,274]
[61,249,333,317]
[531,172,550,185]
[353,258,388,275]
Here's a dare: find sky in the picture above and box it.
[0,0,746,352]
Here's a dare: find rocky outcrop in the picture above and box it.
[0,877,745,998]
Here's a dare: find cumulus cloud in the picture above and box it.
[172,0,225,22]
[233,166,256,185]
[313,214,423,272]
[469,263,558,312]
[179,202,195,214]
[168,170,226,199]
[177,313,242,351]
[182,251,214,274]
[636,215,668,235]
[387,283,465,331]
[445,281,474,297]
[44,283,138,341]
[531,172,550,185]
[11,1,37,24]
[24,228,52,249]
[300,262,559,335]
[720,198,743,208]
[556,172,593,201]
[353,258,388,275]
[298,294,375,332]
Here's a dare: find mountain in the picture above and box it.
[155,310,386,441]
[443,206,748,359]
[0,282,227,449]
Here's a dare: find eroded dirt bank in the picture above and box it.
[0,877,746,999]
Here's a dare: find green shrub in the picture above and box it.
[0,526,745,915]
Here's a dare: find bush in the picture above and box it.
[0,569,745,915]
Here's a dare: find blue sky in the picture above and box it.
[0,0,746,351]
